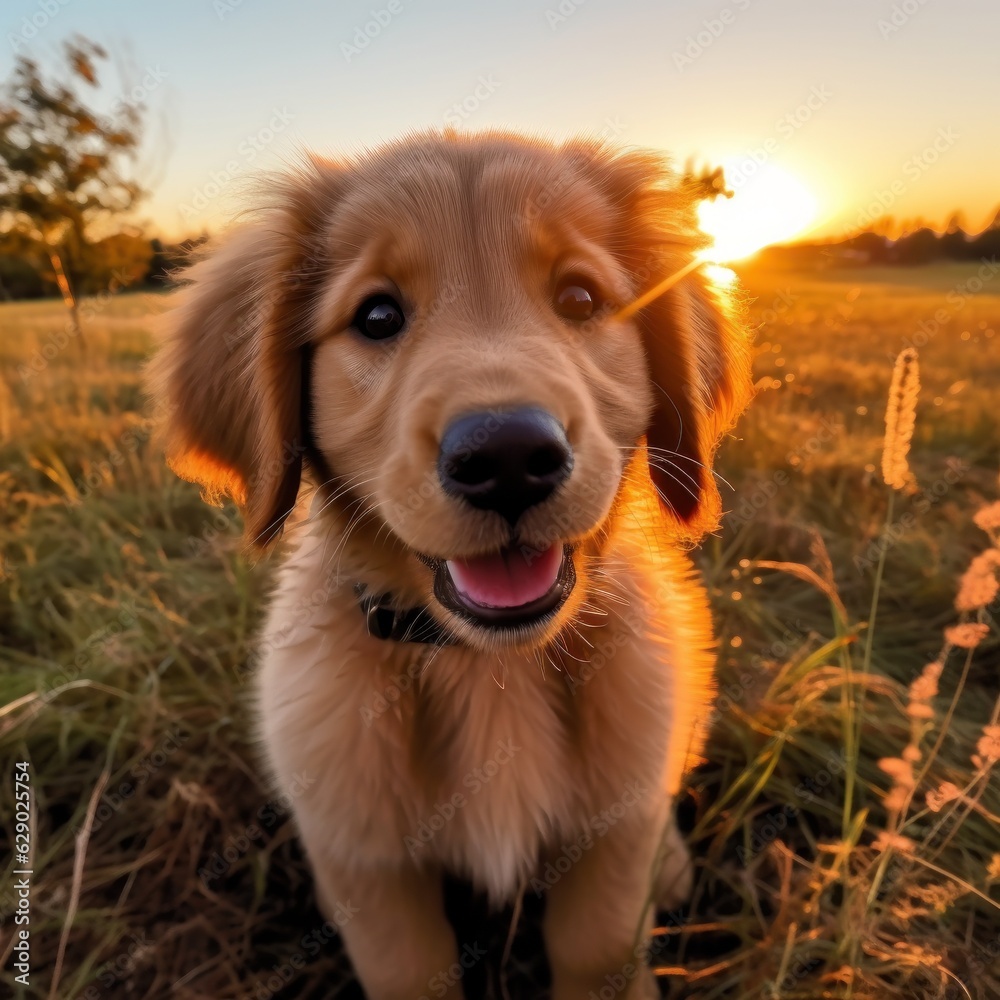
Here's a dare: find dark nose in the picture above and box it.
[437,407,574,525]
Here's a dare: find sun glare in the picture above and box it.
[697,165,818,263]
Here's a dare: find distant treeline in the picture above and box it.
[3,206,1000,301]
[765,209,1000,268]
[839,220,1000,265]
[0,233,208,301]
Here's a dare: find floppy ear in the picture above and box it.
[638,270,753,539]
[147,168,336,548]
[567,142,754,539]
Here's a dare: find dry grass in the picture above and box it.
[0,259,998,998]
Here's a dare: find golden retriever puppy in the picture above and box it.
[150,131,752,999]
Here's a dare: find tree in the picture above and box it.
[0,227,46,299]
[0,36,145,348]
[944,211,966,234]
[895,227,940,266]
[82,230,152,295]
[939,211,970,261]
[969,205,1000,261]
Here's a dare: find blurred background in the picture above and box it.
[1,2,999,998]
[3,0,1000,292]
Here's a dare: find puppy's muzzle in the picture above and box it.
[437,407,573,526]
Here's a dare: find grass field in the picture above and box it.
[1,259,999,999]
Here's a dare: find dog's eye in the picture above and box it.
[554,279,595,321]
[352,295,406,340]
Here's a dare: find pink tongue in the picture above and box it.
[446,544,563,609]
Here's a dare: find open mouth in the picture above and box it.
[431,542,576,629]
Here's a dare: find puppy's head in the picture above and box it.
[150,133,752,650]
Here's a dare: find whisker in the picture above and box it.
[576,601,609,617]
[644,459,701,502]
[311,472,383,522]
[324,499,379,576]
[566,618,596,647]
[552,635,589,664]
[586,585,630,607]
[638,475,684,516]
[418,641,449,677]
[491,655,506,690]
[647,451,734,493]
[648,376,688,453]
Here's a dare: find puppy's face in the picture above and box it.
[152,135,752,651]
[309,148,657,645]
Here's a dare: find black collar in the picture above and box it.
[354,585,456,645]
[304,348,453,647]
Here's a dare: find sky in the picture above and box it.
[3,0,998,248]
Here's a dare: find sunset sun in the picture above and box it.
[697,164,819,263]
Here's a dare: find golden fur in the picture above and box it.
[150,131,753,999]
